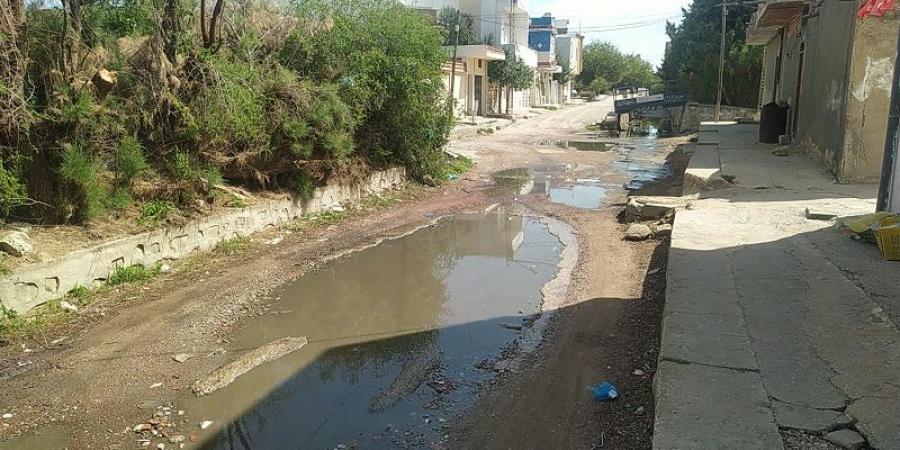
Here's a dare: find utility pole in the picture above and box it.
[715,3,727,122]
[877,25,900,212]
[449,10,461,120]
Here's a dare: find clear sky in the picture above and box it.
[527,0,693,68]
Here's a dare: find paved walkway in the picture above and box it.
[654,123,900,449]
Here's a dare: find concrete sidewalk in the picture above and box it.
[654,123,900,449]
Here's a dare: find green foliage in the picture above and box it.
[59,143,107,220]
[196,56,267,149]
[659,0,762,107]
[488,49,535,91]
[67,285,91,303]
[0,158,27,219]
[167,151,194,181]
[115,136,147,182]
[295,171,316,202]
[0,304,40,341]
[138,200,176,226]
[107,264,159,286]
[59,90,95,123]
[437,7,479,46]
[588,77,612,95]
[283,0,452,180]
[577,41,659,92]
[446,155,474,175]
[106,186,133,211]
[213,236,251,255]
[81,0,156,48]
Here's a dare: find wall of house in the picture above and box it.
[840,15,899,182]
[759,35,780,107]
[795,0,855,177]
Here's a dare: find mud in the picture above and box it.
[174,210,567,449]
[191,336,309,396]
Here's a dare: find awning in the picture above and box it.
[444,44,506,62]
[746,0,806,45]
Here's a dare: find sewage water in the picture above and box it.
[189,211,563,450]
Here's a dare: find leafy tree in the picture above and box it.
[577,41,659,92]
[659,0,762,107]
[487,48,534,114]
[437,7,478,46]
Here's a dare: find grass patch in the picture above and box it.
[107,264,159,286]
[213,236,251,255]
[227,194,247,208]
[362,194,395,209]
[138,200,176,226]
[0,260,10,276]
[67,285,92,305]
[315,210,346,225]
[0,304,43,342]
[446,155,474,175]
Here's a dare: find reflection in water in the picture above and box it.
[196,211,562,450]
[548,182,607,209]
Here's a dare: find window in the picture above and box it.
[478,59,483,68]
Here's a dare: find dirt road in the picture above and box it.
[0,99,676,449]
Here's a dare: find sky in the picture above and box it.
[528,0,693,68]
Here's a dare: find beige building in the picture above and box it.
[748,0,899,182]
[441,45,506,117]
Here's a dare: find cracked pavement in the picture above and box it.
[653,124,900,449]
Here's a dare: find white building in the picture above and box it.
[402,0,539,116]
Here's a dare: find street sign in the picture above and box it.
[614,94,688,114]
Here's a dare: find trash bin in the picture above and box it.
[759,102,789,144]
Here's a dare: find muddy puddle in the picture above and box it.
[513,134,672,209]
[178,210,564,449]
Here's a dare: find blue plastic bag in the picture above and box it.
[589,382,618,401]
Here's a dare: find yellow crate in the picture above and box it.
[875,217,900,261]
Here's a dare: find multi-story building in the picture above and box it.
[746,0,898,184]
[401,0,539,117]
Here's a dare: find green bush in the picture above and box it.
[107,264,159,285]
[60,143,108,220]
[0,159,27,219]
[196,56,267,149]
[115,136,147,182]
[138,200,176,226]
[213,236,250,255]
[295,171,316,202]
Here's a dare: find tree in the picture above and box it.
[577,41,659,92]
[437,7,478,46]
[659,0,762,107]
[487,48,533,114]
[0,0,29,144]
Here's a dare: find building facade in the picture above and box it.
[748,0,899,183]
[402,0,539,116]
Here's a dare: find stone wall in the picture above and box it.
[673,103,761,133]
[0,168,406,313]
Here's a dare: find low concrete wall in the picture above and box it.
[673,103,760,133]
[0,168,406,313]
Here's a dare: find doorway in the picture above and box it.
[474,75,483,116]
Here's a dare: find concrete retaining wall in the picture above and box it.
[673,103,760,133]
[0,168,406,313]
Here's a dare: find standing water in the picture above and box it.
[184,210,564,449]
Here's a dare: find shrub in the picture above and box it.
[107,264,159,285]
[195,56,267,150]
[168,150,194,181]
[0,159,27,219]
[138,200,176,226]
[213,236,251,255]
[295,171,316,202]
[59,143,108,220]
[106,186,133,211]
[115,136,147,182]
